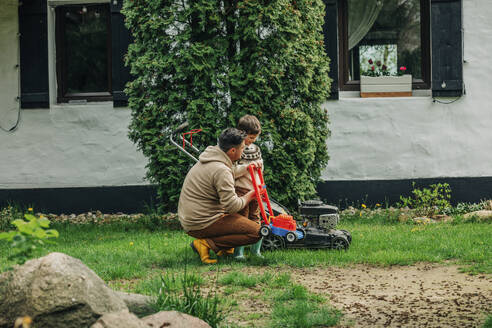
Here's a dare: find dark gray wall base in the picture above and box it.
[0,185,158,214]
[318,176,492,209]
[1,176,491,213]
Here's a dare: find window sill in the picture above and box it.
[50,101,116,110]
[338,89,431,99]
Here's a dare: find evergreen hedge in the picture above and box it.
[123,0,332,211]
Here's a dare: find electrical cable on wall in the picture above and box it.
[432,97,461,105]
[0,102,21,133]
[0,72,21,132]
[0,62,21,133]
[432,82,466,105]
[0,0,22,133]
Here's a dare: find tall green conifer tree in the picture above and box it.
[124,0,331,210]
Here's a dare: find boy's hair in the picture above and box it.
[237,115,261,135]
[218,128,247,153]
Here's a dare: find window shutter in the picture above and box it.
[110,0,132,107]
[323,0,339,100]
[19,0,49,108]
[431,0,463,97]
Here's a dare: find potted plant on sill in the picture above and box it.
[360,59,412,98]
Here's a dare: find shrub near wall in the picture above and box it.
[123,0,331,211]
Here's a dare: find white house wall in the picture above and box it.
[0,0,148,190]
[0,0,490,192]
[0,103,148,189]
[322,0,492,182]
[0,0,20,132]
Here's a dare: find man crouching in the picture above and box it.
[178,127,260,264]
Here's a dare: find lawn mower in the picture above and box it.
[170,122,352,251]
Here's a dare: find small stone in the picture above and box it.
[398,213,412,223]
[91,309,146,328]
[142,311,211,328]
[401,206,411,213]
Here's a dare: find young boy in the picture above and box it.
[233,115,264,259]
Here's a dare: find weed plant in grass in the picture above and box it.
[154,268,223,328]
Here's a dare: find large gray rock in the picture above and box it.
[90,309,147,328]
[0,252,127,328]
[142,311,211,328]
[113,291,155,317]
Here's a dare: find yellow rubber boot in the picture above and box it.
[217,248,234,256]
[191,239,217,264]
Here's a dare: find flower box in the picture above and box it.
[360,74,412,98]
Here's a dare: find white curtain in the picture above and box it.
[348,0,383,50]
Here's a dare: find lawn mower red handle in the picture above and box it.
[248,164,274,225]
[169,122,201,162]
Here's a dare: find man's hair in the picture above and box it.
[237,115,261,135]
[218,128,247,153]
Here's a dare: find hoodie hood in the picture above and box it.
[199,145,233,168]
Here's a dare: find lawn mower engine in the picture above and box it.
[299,199,340,230]
[294,199,352,249]
[260,199,352,251]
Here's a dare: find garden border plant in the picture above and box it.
[0,210,59,265]
[0,203,27,232]
[123,0,332,211]
[398,182,452,217]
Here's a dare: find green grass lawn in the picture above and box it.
[1,216,491,327]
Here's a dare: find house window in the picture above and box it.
[55,4,112,102]
[338,0,430,91]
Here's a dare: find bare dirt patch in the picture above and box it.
[293,263,491,328]
[213,263,491,327]
[110,264,491,327]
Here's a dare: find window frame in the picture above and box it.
[55,3,113,103]
[337,0,431,92]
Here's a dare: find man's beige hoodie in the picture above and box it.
[178,145,248,232]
